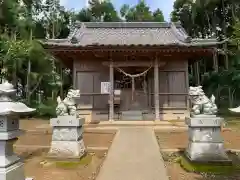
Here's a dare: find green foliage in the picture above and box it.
[171,0,240,38]
[232,20,240,50]
[120,1,164,22]
[33,99,57,118]
[75,1,165,23]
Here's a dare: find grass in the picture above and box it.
[163,151,240,175]
[224,118,240,129]
[179,155,240,174]
[54,154,92,169]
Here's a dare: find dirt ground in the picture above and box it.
[14,119,116,180]
[165,161,240,180]
[156,124,240,180]
[19,119,49,130]
[162,152,240,180]
[17,119,115,148]
[155,130,240,150]
[15,147,106,180]
[16,132,115,148]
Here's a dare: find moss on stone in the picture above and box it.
[55,154,92,168]
[179,154,240,174]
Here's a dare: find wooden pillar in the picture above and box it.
[154,58,160,121]
[60,63,63,97]
[185,61,190,110]
[109,61,114,121]
[73,60,77,89]
[194,61,200,85]
[213,49,218,72]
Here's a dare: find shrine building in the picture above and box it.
[43,22,221,122]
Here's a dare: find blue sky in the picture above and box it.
[60,0,175,21]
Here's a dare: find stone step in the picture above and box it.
[85,121,186,128]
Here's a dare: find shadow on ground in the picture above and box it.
[17,148,49,160]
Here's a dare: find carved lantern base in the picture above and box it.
[185,116,231,163]
[0,115,28,180]
[48,116,86,160]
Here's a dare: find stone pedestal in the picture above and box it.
[0,115,26,180]
[48,116,86,159]
[185,115,230,163]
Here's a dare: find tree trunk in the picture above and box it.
[221,0,231,108]
[205,11,211,36]
[11,29,17,88]
[26,29,33,104]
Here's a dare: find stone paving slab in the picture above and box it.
[96,127,169,180]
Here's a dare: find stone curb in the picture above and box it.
[24,128,117,135]
[23,127,232,135]
[14,144,109,151]
[154,127,232,132]
[161,148,240,153]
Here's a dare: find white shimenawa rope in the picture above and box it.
[116,66,152,78]
[116,66,152,101]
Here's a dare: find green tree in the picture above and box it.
[153,9,165,22]
[120,1,164,22]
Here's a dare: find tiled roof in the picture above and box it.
[44,22,222,47]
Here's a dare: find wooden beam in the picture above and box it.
[46,46,215,53]
[102,61,166,67]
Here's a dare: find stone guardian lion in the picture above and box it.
[189,86,217,115]
[56,89,80,116]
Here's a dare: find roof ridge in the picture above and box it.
[73,21,183,28]
[170,22,191,43]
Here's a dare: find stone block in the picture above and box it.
[48,138,85,159]
[52,127,83,141]
[0,161,25,180]
[121,111,143,120]
[0,116,19,132]
[0,140,20,168]
[186,142,230,162]
[185,117,223,127]
[0,155,21,168]
[0,130,24,140]
[191,114,217,118]
[185,116,230,163]
[50,116,85,127]
[188,127,223,143]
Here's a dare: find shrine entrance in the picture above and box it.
[114,66,152,113]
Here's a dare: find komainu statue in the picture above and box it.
[56,89,80,116]
[189,86,218,115]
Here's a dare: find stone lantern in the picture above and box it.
[0,81,35,180]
